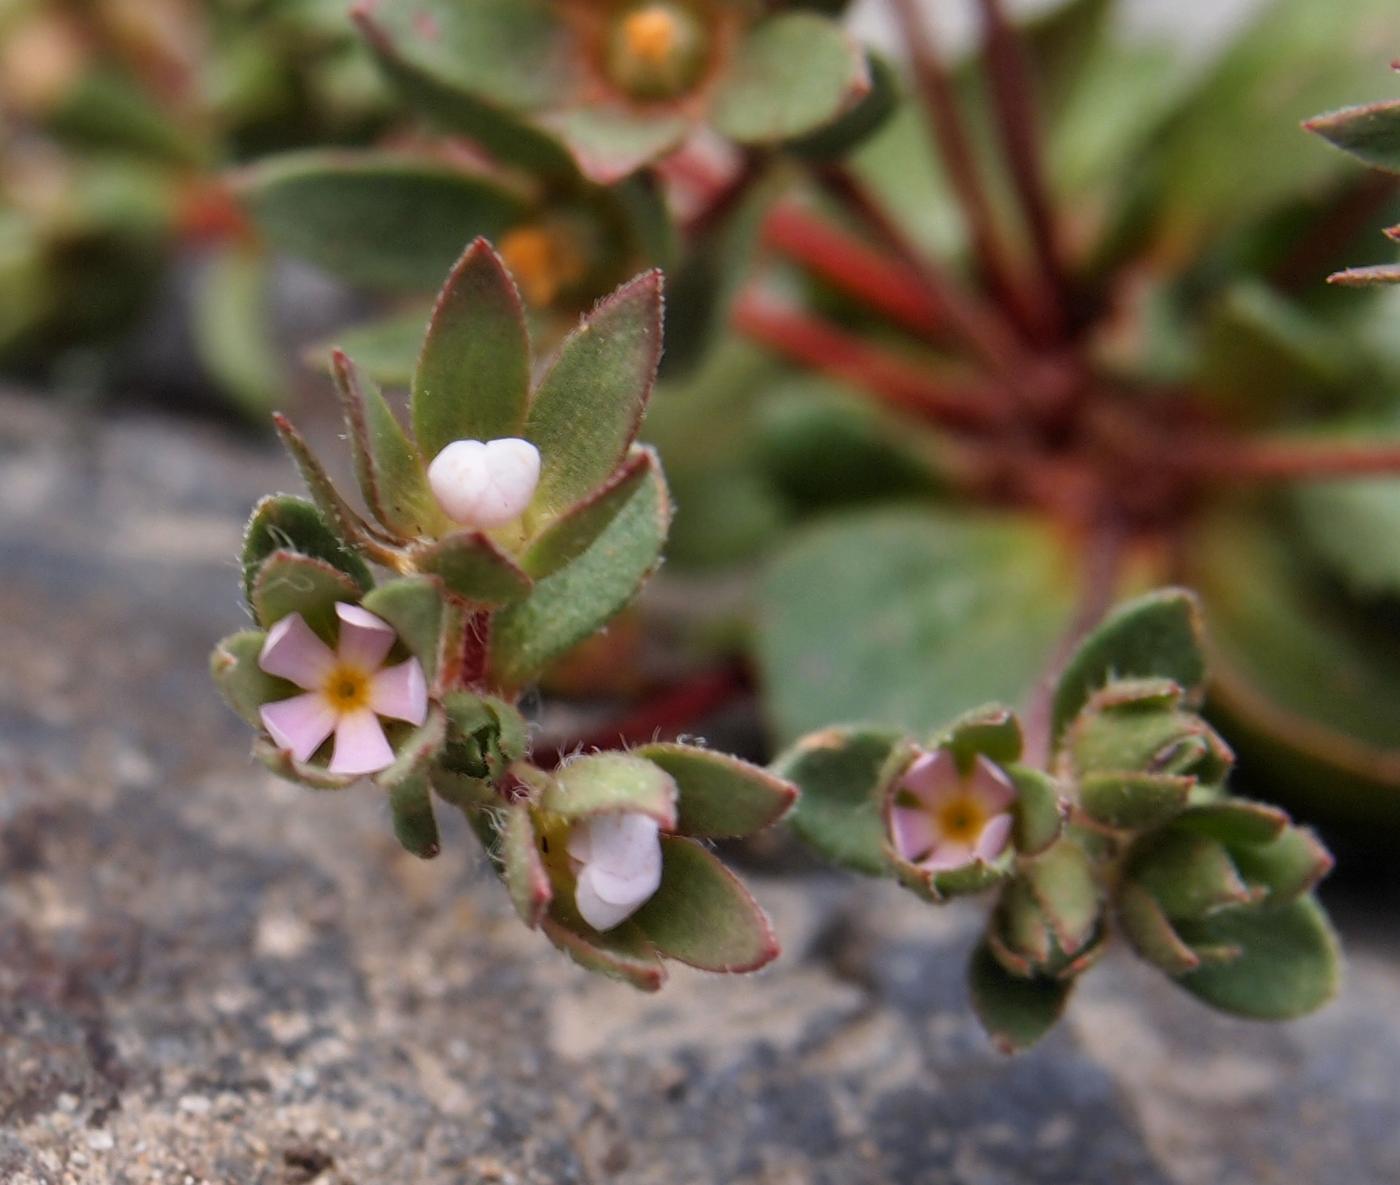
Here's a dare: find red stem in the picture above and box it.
[534,662,750,768]
[733,294,1013,431]
[1185,439,1400,483]
[975,0,1068,339]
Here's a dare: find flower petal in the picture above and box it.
[260,691,337,763]
[575,868,647,932]
[328,707,395,775]
[969,756,1017,814]
[335,602,396,671]
[258,613,335,689]
[922,840,977,872]
[975,812,1014,864]
[890,805,938,863]
[427,437,540,529]
[899,747,959,808]
[568,812,663,931]
[369,657,429,725]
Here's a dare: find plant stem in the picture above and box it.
[974,0,1068,339]
[1184,438,1400,483]
[763,203,950,339]
[733,293,1013,431]
[534,662,750,768]
[885,0,1036,332]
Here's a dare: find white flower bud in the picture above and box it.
[427,438,541,529]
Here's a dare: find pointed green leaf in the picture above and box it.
[254,738,358,790]
[488,456,670,688]
[542,752,678,828]
[412,238,531,457]
[388,773,441,859]
[360,576,447,687]
[968,940,1073,1055]
[786,49,898,160]
[1328,262,1400,287]
[375,707,449,790]
[1129,830,1256,920]
[772,725,910,875]
[1022,839,1100,956]
[633,743,797,839]
[1052,589,1207,743]
[239,150,529,290]
[211,631,281,727]
[520,448,655,579]
[710,13,869,145]
[1117,880,1201,976]
[1174,897,1341,1019]
[501,802,550,928]
[1079,772,1192,832]
[547,106,690,186]
[1173,799,1288,846]
[332,350,445,538]
[1307,99,1400,174]
[934,704,1023,769]
[540,913,665,991]
[241,495,372,603]
[272,413,407,565]
[525,270,663,519]
[1006,765,1063,856]
[1231,825,1333,905]
[413,531,532,606]
[631,837,779,973]
[251,550,363,636]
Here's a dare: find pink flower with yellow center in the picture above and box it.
[889,749,1016,872]
[258,603,428,777]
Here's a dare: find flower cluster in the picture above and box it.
[213,239,797,988]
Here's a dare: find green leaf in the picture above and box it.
[520,448,656,579]
[254,737,357,791]
[1078,772,1191,832]
[772,725,909,875]
[632,743,797,839]
[239,150,529,290]
[1173,897,1341,1019]
[375,708,449,790]
[785,50,899,161]
[251,550,363,636]
[1327,263,1400,287]
[1307,99,1400,174]
[968,940,1073,1055]
[546,106,691,186]
[1230,826,1333,905]
[360,576,447,687]
[309,306,432,386]
[525,270,663,520]
[542,752,678,828]
[631,837,779,973]
[1006,765,1062,856]
[210,631,282,727]
[501,802,550,928]
[1130,829,1258,922]
[539,914,665,991]
[710,13,868,145]
[1173,799,1288,846]
[934,704,1023,769]
[271,414,406,566]
[488,455,670,689]
[192,245,280,417]
[241,495,372,604]
[1117,880,1202,976]
[332,350,445,538]
[1294,475,1400,597]
[412,238,531,457]
[388,773,442,859]
[413,531,532,606]
[1022,839,1100,956]
[1051,588,1206,744]
[757,509,1077,744]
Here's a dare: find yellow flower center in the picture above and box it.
[936,793,990,846]
[499,223,588,308]
[605,2,710,101]
[323,664,371,713]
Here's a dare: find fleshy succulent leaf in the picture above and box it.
[968,940,1073,1055]
[412,239,531,456]
[501,801,551,928]
[374,707,449,790]
[1052,588,1207,744]
[1229,826,1334,905]
[772,725,911,876]
[543,752,678,828]
[710,13,869,146]
[1006,765,1063,856]
[1117,880,1202,976]
[1078,772,1193,832]
[525,270,663,520]
[1173,897,1341,1019]
[242,495,372,603]
[1128,830,1257,920]
[210,631,282,727]
[540,914,666,992]
[631,837,779,973]
[520,448,656,579]
[546,106,691,186]
[251,550,363,637]
[388,773,442,859]
[934,704,1023,769]
[1172,799,1289,846]
[1306,98,1400,173]
[359,576,448,688]
[413,532,532,606]
[633,742,797,840]
[1022,839,1100,956]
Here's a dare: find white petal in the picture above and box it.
[335,602,396,671]
[575,868,646,932]
[258,613,335,689]
[328,708,395,776]
[369,657,428,724]
[568,812,663,931]
[428,437,540,529]
[260,691,337,763]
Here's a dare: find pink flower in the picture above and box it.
[889,749,1016,872]
[258,603,428,776]
[566,812,664,932]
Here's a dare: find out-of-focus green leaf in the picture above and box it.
[309,305,433,386]
[968,940,1073,1054]
[1308,99,1400,174]
[192,246,281,417]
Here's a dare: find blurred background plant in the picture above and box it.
[8,0,1400,853]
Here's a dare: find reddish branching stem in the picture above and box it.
[733,293,1013,431]
[1184,439,1400,483]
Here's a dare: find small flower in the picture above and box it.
[566,811,663,931]
[258,603,428,776]
[603,2,712,102]
[427,437,542,530]
[889,749,1015,872]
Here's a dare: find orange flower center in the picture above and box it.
[605,2,710,101]
[622,5,681,64]
[936,794,990,845]
[322,664,370,712]
[499,223,588,307]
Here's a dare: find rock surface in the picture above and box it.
[2,392,1399,1185]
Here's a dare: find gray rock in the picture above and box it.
[2,392,1397,1184]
